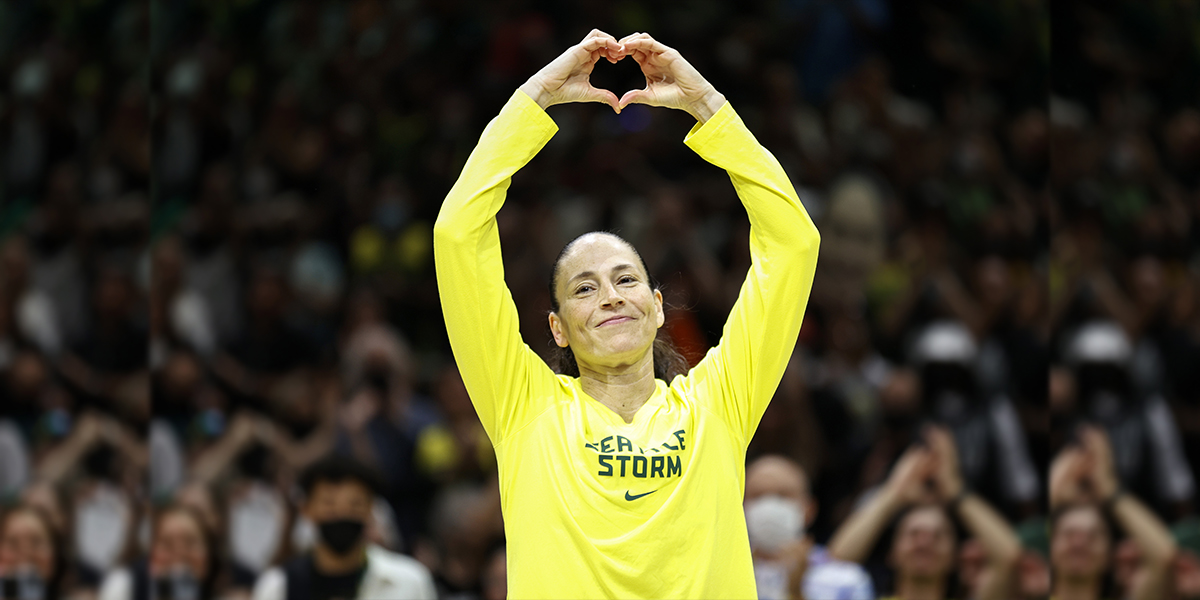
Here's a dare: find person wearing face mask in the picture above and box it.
[251,456,435,600]
[745,455,873,600]
[828,427,1022,600]
[0,505,64,600]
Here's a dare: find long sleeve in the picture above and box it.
[680,102,820,444]
[434,91,563,445]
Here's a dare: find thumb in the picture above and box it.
[585,85,620,113]
[619,88,651,111]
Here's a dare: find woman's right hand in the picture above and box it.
[519,29,621,112]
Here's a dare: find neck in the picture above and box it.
[313,543,367,575]
[1053,576,1102,600]
[894,573,946,600]
[577,351,657,423]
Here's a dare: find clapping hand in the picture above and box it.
[884,445,938,506]
[1050,425,1119,508]
[925,426,965,501]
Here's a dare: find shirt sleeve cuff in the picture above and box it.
[505,89,559,137]
[682,101,737,151]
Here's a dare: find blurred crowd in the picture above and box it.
[1,0,1196,598]
[1047,0,1200,598]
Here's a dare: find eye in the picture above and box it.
[575,284,595,295]
[618,275,636,285]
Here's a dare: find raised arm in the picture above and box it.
[434,30,622,443]
[828,446,937,563]
[926,427,1021,600]
[1082,427,1177,600]
[614,33,820,439]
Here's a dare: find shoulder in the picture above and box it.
[803,546,874,600]
[97,568,132,600]
[367,545,436,595]
[251,567,287,600]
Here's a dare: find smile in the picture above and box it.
[596,316,634,327]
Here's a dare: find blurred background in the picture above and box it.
[1051,0,1200,597]
[16,0,1197,598]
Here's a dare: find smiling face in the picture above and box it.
[549,233,664,371]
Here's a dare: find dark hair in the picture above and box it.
[548,232,689,382]
[299,454,386,499]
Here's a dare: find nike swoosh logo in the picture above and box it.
[624,490,656,501]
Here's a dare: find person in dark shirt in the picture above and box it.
[251,456,435,600]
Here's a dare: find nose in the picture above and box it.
[600,282,624,308]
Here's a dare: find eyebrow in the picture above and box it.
[568,264,638,284]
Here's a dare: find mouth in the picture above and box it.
[596,316,634,327]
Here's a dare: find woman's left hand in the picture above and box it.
[616,32,726,123]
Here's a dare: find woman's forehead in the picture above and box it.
[560,234,644,278]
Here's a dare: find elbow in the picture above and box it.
[433,216,467,247]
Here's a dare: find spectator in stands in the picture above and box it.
[1050,426,1177,600]
[0,505,67,600]
[829,426,1021,600]
[1061,321,1195,518]
[251,455,435,600]
[745,454,874,600]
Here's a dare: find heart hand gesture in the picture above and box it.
[519,30,726,123]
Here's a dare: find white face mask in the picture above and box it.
[745,495,805,554]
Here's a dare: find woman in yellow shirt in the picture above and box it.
[434,29,819,598]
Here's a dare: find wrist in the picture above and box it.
[688,90,726,123]
[518,80,552,110]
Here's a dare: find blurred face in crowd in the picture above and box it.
[149,509,210,579]
[744,455,814,521]
[0,509,56,581]
[304,480,373,556]
[1050,505,1111,582]
[890,505,956,579]
[550,233,664,370]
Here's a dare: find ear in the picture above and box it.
[548,312,569,348]
[804,498,818,528]
[654,289,664,328]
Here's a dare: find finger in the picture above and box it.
[618,88,651,110]
[618,31,646,45]
[584,28,618,45]
[579,35,616,55]
[622,36,671,56]
[585,85,620,113]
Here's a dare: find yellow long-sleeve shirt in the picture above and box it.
[434,90,819,599]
